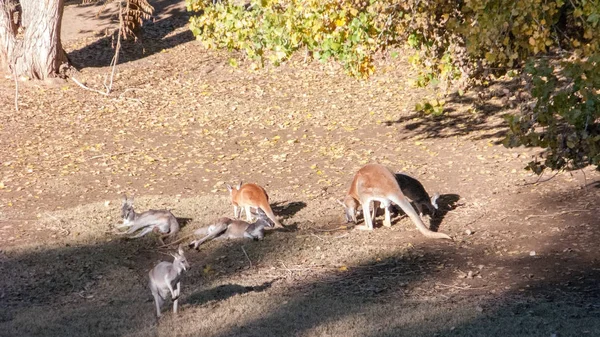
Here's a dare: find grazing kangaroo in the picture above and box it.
[149,245,190,318]
[394,173,439,217]
[115,196,180,245]
[368,173,440,222]
[226,181,283,228]
[188,211,273,249]
[340,164,451,240]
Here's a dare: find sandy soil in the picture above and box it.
[0,1,599,336]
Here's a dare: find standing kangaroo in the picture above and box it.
[115,196,180,245]
[340,164,451,240]
[149,245,190,318]
[187,211,273,249]
[226,182,283,228]
[368,173,440,222]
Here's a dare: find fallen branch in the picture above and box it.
[310,233,330,244]
[241,246,252,268]
[70,76,110,96]
[523,169,562,186]
[436,283,486,290]
[159,233,196,248]
[71,0,124,96]
[525,209,590,220]
[308,225,351,233]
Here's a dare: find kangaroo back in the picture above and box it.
[346,164,451,240]
[189,218,231,249]
[228,182,283,228]
[394,173,438,216]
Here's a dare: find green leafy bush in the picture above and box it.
[505,56,600,172]
[186,0,600,171]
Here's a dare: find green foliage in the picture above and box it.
[187,0,384,77]
[504,56,600,172]
[186,0,600,171]
[415,99,445,116]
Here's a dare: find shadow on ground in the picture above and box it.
[384,79,525,142]
[185,280,278,306]
[271,201,307,219]
[67,0,195,68]
[1,185,599,337]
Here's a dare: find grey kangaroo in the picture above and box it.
[149,245,190,318]
[115,195,180,245]
[188,210,273,249]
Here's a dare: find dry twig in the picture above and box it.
[241,246,252,268]
[437,283,487,290]
[525,209,590,220]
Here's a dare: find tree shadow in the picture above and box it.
[67,0,195,69]
[0,231,282,336]
[383,78,524,142]
[184,279,278,306]
[271,201,307,219]
[429,193,461,232]
[2,182,599,336]
[197,247,461,337]
[586,179,600,189]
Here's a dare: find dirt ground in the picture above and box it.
[1,1,600,336]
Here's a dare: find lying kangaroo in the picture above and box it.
[115,196,180,245]
[188,211,273,249]
[149,245,190,318]
[226,181,283,228]
[340,163,451,240]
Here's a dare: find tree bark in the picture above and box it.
[0,0,67,79]
[0,1,18,71]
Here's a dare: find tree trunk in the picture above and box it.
[0,0,67,79]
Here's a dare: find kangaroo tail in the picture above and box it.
[390,195,452,240]
[189,223,228,249]
[261,205,283,228]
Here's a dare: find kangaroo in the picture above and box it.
[114,195,180,245]
[340,164,451,240]
[394,173,439,216]
[188,211,273,249]
[148,245,190,318]
[226,181,283,228]
[369,173,440,220]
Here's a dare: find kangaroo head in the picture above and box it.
[338,196,358,223]
[226,181,243,199]
[255,209,274,228]
[172,245,190,271]
[121,195,135,221]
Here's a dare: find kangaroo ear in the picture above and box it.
[121,195,128,205]
[431,193,440,209]
[177,244,184,255]
[226,184,233,193]
[236,181,242,189]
